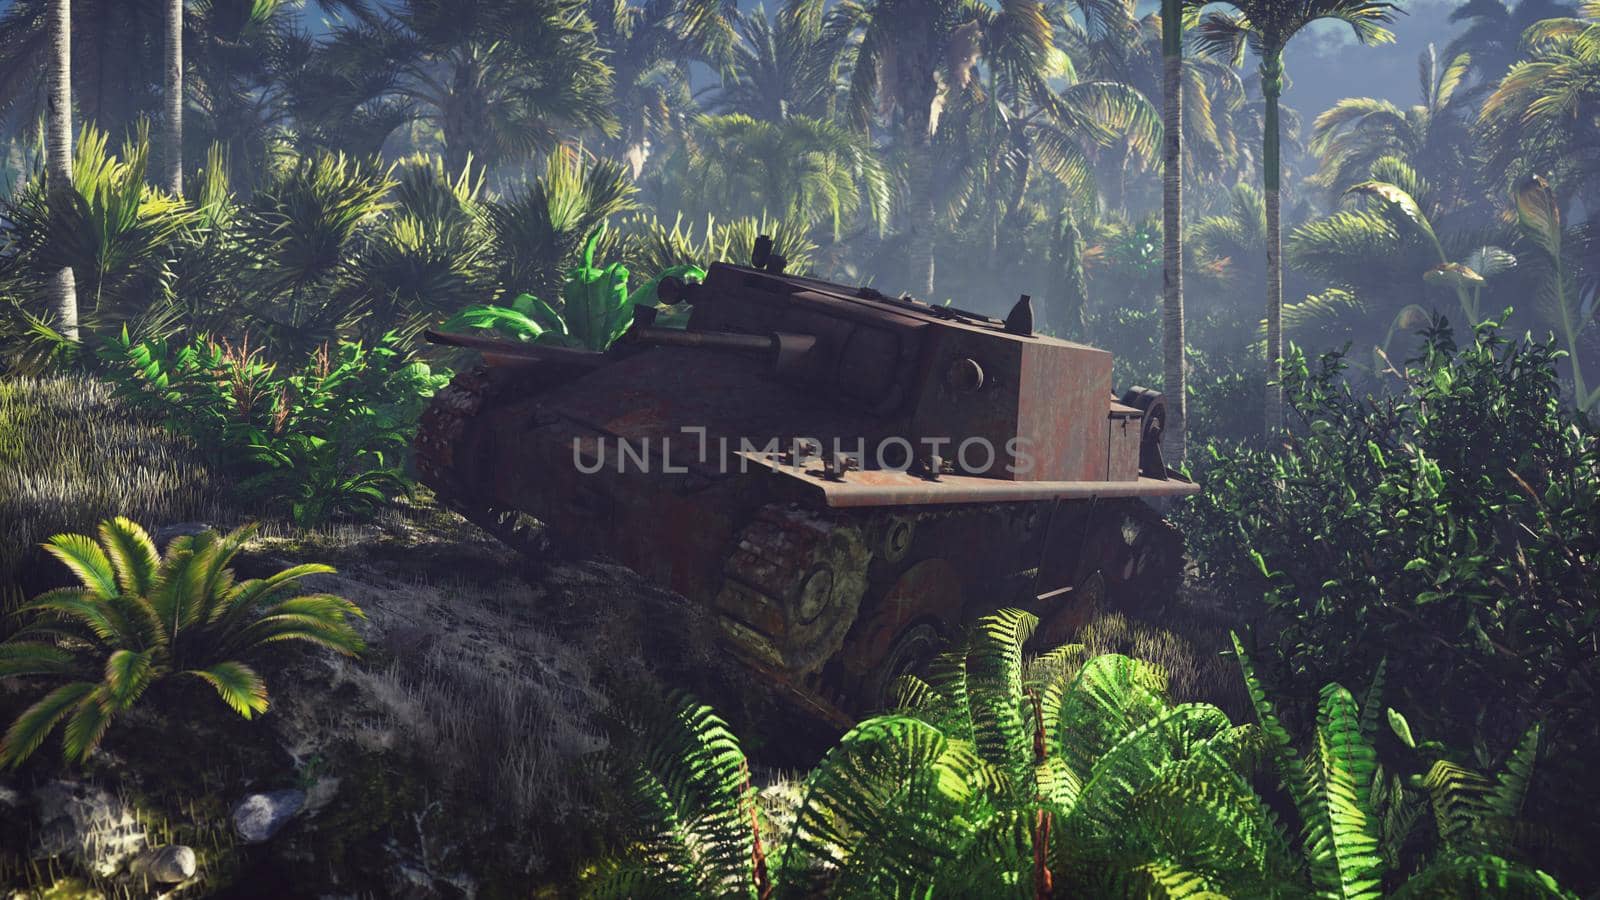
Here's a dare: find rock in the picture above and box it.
[130,844,197,883]
[153,521,212,548]
[32,780,148,878]
[231,789,306,844]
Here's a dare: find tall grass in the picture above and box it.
[0,375,224,586]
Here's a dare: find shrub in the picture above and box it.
[98,331,449,525]
[441,226,706,350]
[0,518,363,767]
[586,609,1282,898]
[582,612,1572,897]
[1178,315,1600,881]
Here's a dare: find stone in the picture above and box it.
[153,521,212,548]
[130,844,197,883]
[231,789,306,844]
[32,781,148,878]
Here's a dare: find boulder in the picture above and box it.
[231,789,306,844]
[153,521,212,548]
[130,844,197,883]
[32,781,148,878]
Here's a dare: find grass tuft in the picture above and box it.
[0,375,224,588]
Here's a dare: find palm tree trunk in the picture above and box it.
[1262,49,1285,433]
[906,135,936,298]
[163,0,183,196]
[47,0,77,341]
[1160,0,1185,463]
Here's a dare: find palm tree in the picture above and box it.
[1479,1,1600,213]
[1160,0,1185,462]
[46,0,76,341]
[836,0,1067,299]
[1060,2,1249,206]
[709,0,848,124]
[1286,156,1518,359]
[162,0,182,196]
[1445,0,1578,85]
[293,0,615,176]
[685,113,891,240]
[1309,44,1475,205]
[1191,0,1400,433]
[588,0,739,177]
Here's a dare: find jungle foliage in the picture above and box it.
[583,610,1569,898]
[0,518,363,767]
[97,330,448,525]
[1180,317,1600,883]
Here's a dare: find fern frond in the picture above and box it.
[1485,724,1540,822]
[779,715,977,896]
[1310,682,1384,899]
[19,588,132,645]
[102,648,157,711]
[0,641,82,679]
[634,695,757,897]
[61,686,115,763]
[1420,758,1493,854]
[1390,854,1575,899]
[1056,653,1170,779]
[965,609,1037,784]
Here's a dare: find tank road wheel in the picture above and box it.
[714,507,871,675]
[859,620,944,713]
[835,557,965,715]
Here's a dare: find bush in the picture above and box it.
[1178,315,1599,882]
[583,611,1570,897]
[0,518,363,767]
[99,331,449,525]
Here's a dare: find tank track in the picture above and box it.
[416,367,555,557]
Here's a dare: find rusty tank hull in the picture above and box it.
[416,250,1198,719]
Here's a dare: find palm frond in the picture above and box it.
[185,660,270,719]
[0,681,97,767]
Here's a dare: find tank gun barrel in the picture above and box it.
[423,329,609,369]
[627,326,819,374]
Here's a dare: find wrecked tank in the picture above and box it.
[415,238,1199,722]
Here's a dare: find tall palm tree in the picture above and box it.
[47,0,76,341]
[835,0,990,297]
[1479,1,1600,213]
[839,0,1152,299]
[1160,0,1185,461]
[1191,0,1400,433]
[1445,0,1577,85]
[163,0,182,196]
[1309,44,1475,205]
[1060,1,1248,206]
[589,0,739,177]
[708,0,849,123]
